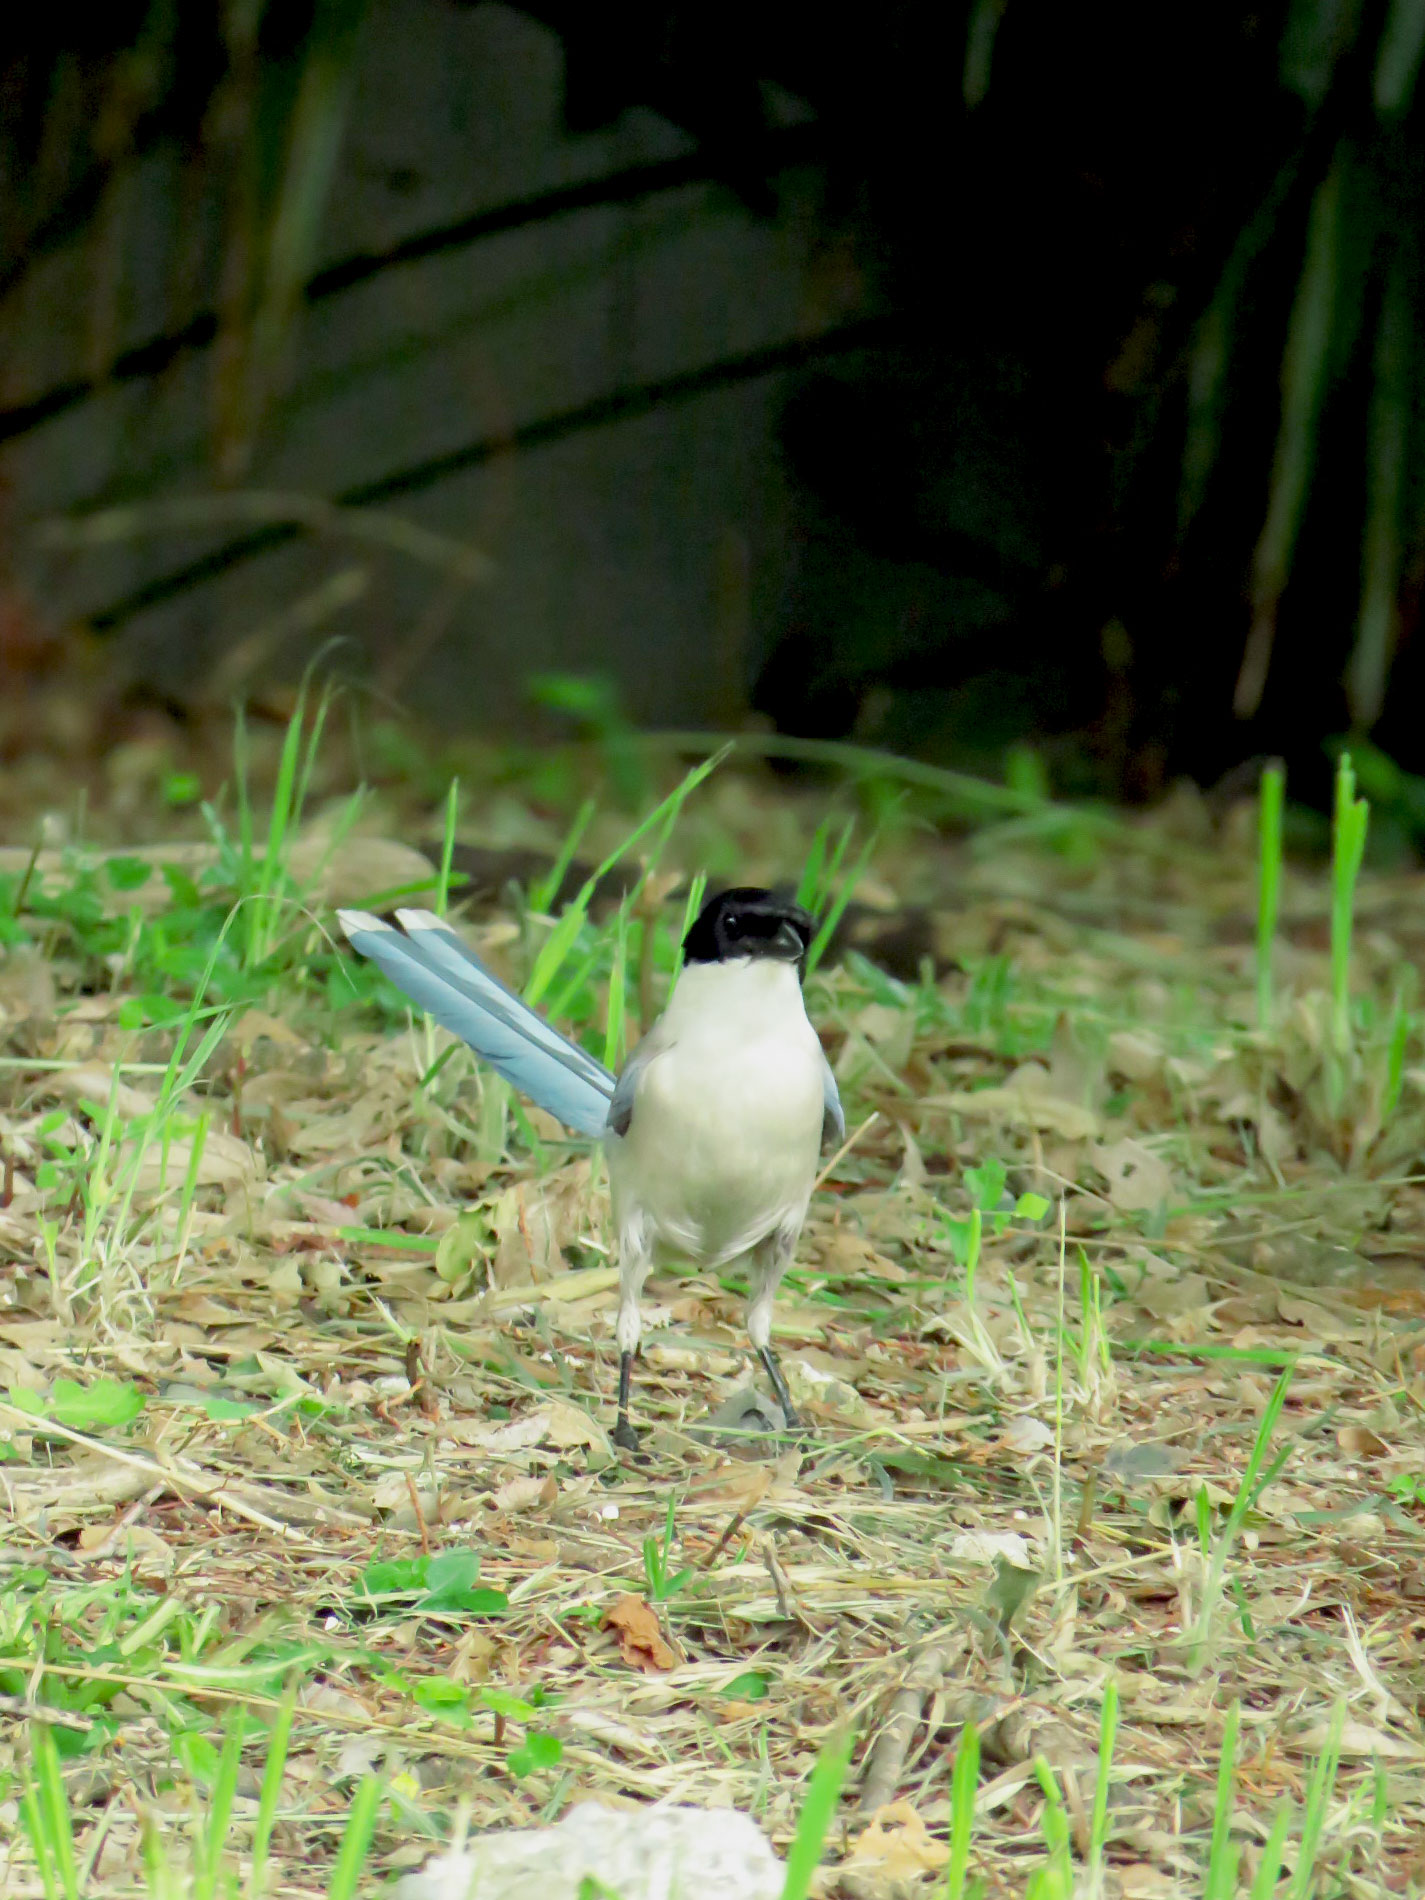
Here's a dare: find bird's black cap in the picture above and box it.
[682,887,815,967]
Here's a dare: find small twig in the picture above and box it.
[1060,1762,1092,1857]
[858,1633,961,1813]
[82,1482,166,1560]
[760,1532,821,1633]
[814,1110,880,1191]
[0,1397,363,1535]
[0,1692,92,1730]
[12,836,42,914]
[700,1510,748,1570]
[1076,1465,1098,1541]
[405,1470,432,1555]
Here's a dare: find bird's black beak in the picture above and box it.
[772,918,807,960]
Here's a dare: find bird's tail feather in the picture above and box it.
[337,909,614,1137]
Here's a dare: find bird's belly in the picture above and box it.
[610,1052,823,1263]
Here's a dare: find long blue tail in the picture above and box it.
[338,908,615,1137]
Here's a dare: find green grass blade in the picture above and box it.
[1248,1800,1293,1900]
[1192,1363,1294,1668]
[1256,762,1285,1029]
[140,1807,171,1900]
[19,1765,61,1900]
[249,1681,298,1898]
[1383,992,1412,1124]
[806,813,890,977]
[530,797,597,916]
[525,748,729,1006]
[1088,1676,1119,1884]
[26,1721,79,1900]
[1229,1364,1295,1530]
[1288,1701,1344,1899]
[779,1727,855,1900]
[795,815,833,912]
[326,1774,384,1900]
[196,1707,246,1900]
[263,684,308,887]
[1203,1701,1240,1900]
[1031,1756,1072,1892]
[436,777,460,916]
[290,674,336,853]
[1331,751,1370,1059]
[603,908,629,1076]
[943,1721,979,1898]
[667,871,708,995]
[234,705,256,899]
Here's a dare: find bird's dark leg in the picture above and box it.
[613,1230,652,1454]
[748,1226,804,1433]
[757,1344,801,1432]
[613,1350,640,1452]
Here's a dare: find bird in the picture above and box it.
[337,888,844,1450]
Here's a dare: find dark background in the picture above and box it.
[3,1,1423,811]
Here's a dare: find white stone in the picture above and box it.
[393,1802,785,1900]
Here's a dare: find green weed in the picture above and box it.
[642,1495,694,1603]
[1256,760,1285,1029]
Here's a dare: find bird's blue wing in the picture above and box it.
[392,910,615,1095]
[338,909,614,1137]
[820,1051,845,1148]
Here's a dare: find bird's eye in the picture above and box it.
[723,915,742,937]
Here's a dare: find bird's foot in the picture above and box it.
[612,1416,642,1455]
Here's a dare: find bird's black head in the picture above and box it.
[682,887,815,968]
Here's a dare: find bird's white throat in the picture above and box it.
[662,955,810,1038]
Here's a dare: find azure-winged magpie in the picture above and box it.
[338,889,843,1450]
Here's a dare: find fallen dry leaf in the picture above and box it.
[685,1460,774,1510]
[929,1064,1100,1140]
[951,1529,1035,1566]
[1002,1415,1055,1454]
[536,1398,614,1454]
[602,1594,676,1672]
[1092,1137,1174,1212]
[489,1472,558,1513]
[54,1066,155,1119]
[128,1127,260,1192]
[846,1800,949,1875]
[1294,1719,1424,1760]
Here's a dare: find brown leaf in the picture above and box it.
[284,1096,388,1156]
[489,1473,558,1513]
[928,1070,1100,1141]
[128,1127,259,1192]
[1107,1029,1165,1082]
[602,1593,676,1671]
[78,1521,175,1571]
[846,1801,949,1875]
[488,1165,593,1288]
[686,1461,774,1510]
[536,1398,614,1454]
[1274,1293,1363,1344]
[290,833,436,906]
[1092,1138,1174,1213]
[1337,1425,1388,1458]
[54,1066,156,1119]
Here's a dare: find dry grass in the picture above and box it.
[3,755,1425,1897]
